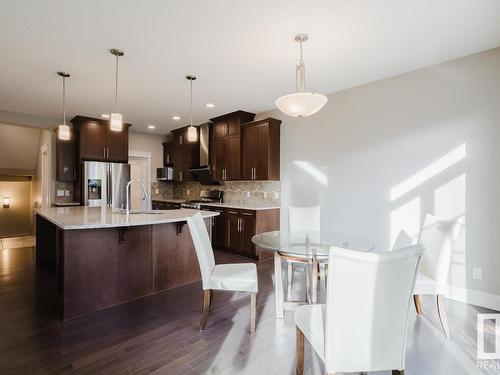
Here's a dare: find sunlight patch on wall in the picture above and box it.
[434,174,466,288]
[390,143,466,201]
[293,161,328,186]
[390,196,421,248]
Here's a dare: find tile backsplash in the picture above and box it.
[151,181,174,201]
[173,180,281,205]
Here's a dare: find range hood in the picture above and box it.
[189,123,219,184]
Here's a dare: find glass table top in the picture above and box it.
[252,230,374,257]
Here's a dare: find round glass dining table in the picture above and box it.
[252,230,374,318]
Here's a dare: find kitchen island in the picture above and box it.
[35,206,218,320]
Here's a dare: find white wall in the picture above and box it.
[258,47,500,305]
[129,131,166,182]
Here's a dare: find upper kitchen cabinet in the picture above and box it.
[71,116,131,163]
[171,126,199,182]
[241,118,281,180]
[55,127,76,182]
[162,141,173,166]
[210,110,255,181]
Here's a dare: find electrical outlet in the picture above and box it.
[263,192,268,199]
[473,267,482,280]
[186,189,190,196]
[245,191,250,198]
[65,190,70,196]
[57,190,65,197]
[274,192,279,200]
[155,188,159,195]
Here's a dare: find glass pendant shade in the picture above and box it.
[187,125,197,142]
[58,124,71,140]
[275,92,327,118]
[110,112,123,131]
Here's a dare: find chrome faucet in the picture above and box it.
[125,179,150,216]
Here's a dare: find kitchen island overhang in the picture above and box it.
[35,206,219,320]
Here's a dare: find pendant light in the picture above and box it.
[186,75,198,142]
[109,48,124,131]
[275,33,327,118]
[57,71,71,140]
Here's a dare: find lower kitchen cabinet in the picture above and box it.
[201,205,279,261]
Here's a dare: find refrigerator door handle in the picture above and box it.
[107,163,112,207]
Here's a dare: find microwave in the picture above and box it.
[157,166,174,181]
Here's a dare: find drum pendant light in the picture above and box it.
[275,33,327,118]
[57,71,71,140]
[186,75,197,142]
[109,48,124,131]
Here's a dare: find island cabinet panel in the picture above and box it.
[62,225,153,319]
[152,222,201,291]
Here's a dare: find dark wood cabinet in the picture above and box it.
[55,128,77,182]
[72,116,131,163]
[210,111,255,181]
[162,141,173,166]
[200,205,279,261]
[241,118,281,181]
[171,126,199,182]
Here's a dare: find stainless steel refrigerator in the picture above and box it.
[83,161,130,209]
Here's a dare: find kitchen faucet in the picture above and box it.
[125,179,150,216]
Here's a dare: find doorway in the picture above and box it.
[129,151,151,211]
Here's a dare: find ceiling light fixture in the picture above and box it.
[57,71,71,140]
[147,125,156,130]
[275,33,327,118]
[109,48,124,131]
[101,114,110,119]
[172,115,180,121]
[186,75,197,142]
[206,103,215,108]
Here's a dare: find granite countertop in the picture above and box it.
[198,202,281,211]
[34,206,218,230]
[151,198,280,211]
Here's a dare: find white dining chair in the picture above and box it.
[295,244,424,375]
[286,205,321,295]
[413,214,463,337]
[187,212,258,334]
[392,230,413,251]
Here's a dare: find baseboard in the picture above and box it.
[447,285,500,312]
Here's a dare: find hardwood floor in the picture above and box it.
[0,244,496,374]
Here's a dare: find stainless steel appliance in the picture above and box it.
[83,161,130,208]
[180,189,223,209]
[156,165,174,181]
[189,123,218,184]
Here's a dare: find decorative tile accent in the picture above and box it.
[151,181,174,201]
[173,181,281,205]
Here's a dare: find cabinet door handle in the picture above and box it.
[253,167,255,180]
[237,218,241,231]
[228,210,238,214]
[107,148,109,158]
[104,147,106,158]
[241,212,253,216]
[179,172,183,181]
[240,218,244,231]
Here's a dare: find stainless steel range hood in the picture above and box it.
[189,123,219,184]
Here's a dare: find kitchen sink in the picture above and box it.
[112,210,165,215]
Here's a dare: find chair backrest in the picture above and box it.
[288,205,320,232]
[417,214,463,289]
[186,212,216,290]
[392,230,413,251]
[324,244,424,373]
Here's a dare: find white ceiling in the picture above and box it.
[1,0,500,134]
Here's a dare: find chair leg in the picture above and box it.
[296,327,305,375]
[199,289,211,331]
[250,292,257,334]
[437,294,450,337]
[287,261,293,295]
[392,370,404,375]
[413,295,423,315]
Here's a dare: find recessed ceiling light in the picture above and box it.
[172,115,180,120]
[206,103,215,108]
[148,125,156,130]
[101,114,110,119]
